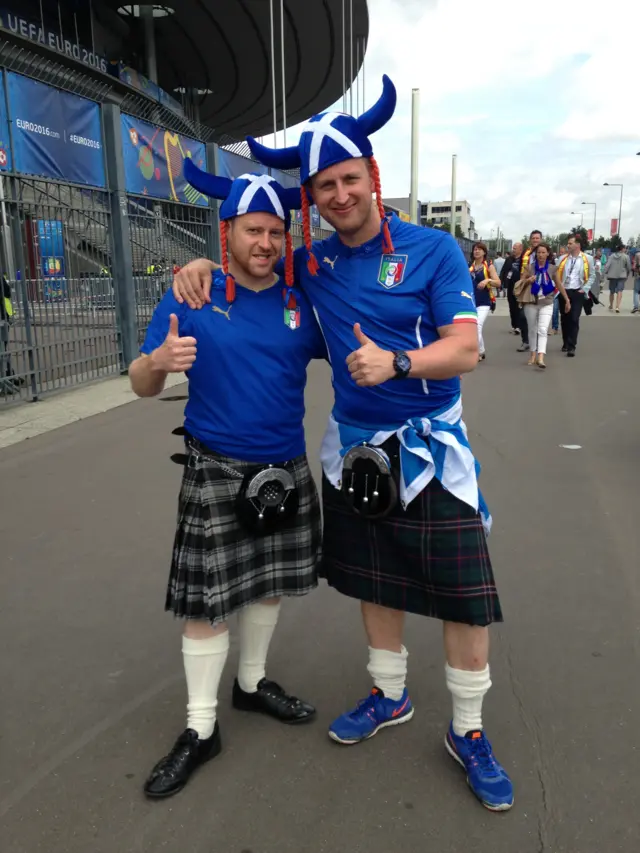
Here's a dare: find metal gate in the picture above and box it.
[127,195,212,342]
[1,174,120,404]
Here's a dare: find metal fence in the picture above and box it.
[1,174,122,404]
[127,196,212,342]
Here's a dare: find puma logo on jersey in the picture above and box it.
[323,255,338,270]
[461,291,474,300]
[213,304,233,321]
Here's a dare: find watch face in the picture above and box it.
[395,353,411,375]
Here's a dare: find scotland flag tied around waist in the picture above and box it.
[320,396,492,535]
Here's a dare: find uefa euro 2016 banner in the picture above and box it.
[120,114,208,207]
[6,71,105,187]
[0,71,11,171]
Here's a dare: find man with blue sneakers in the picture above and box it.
[173,76,514,812]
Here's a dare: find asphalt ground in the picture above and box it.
[1,309,639,853]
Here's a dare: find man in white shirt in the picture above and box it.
[555,234,595,357]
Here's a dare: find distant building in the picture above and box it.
[482,238,513,255]
[420,200,477,240]
[383,197,415,223]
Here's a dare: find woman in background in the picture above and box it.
[518,243,570,369]
[469,242,500,361]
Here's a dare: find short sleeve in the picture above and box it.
[428,235,478,327]
[140,289,190,355]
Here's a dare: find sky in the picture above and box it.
[283,0,640,244]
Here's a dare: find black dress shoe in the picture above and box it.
[232,678,316,724]
[567,349,576,357]
[143,725,221,799]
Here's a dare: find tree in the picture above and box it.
[610,234,624,252]
[570,225,590,248]
[426,219,465,239]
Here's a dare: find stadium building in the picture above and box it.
[0,0,368,402]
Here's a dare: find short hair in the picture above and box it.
[530,229,542,239]
[536,242,552,255]
[569,233,584,249]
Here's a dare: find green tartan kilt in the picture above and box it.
[320,474,502,627]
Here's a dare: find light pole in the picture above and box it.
[603,182,623,238]
[570,211,584,227]
[581,201,596,248]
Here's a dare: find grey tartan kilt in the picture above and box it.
[166,447,321,625]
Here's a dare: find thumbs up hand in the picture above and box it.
[345,322,395,387]
[151,313,198,373]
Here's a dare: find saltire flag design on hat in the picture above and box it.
[184,158,301,305]
[245,76,398,276]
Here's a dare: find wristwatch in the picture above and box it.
[392,351,412,380]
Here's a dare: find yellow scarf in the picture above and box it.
[469,260,496,302]
[558,252,589,284]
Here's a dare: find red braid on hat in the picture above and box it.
[301,187,319,276]
[370,157,394,254]
[284,231,296,308]
[219,219,235,303]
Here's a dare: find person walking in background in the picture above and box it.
[469,242,500,361]
[593,248,603,297]
[604,246,630,313]
[557,234,595,357]
[501,243,525,335]
[550,246,567,335]
[516,243,570,369]
[632,251,640,314]
[493,251,505,278]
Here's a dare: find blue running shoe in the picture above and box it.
[445,724,514,811]
[328,687,414,744]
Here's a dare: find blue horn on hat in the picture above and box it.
[247,75,397,175]
[356,74,396,136]
[183,157,233,199]
[244,139,301,171]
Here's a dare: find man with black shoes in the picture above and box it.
[556,233,595,357]
[501,242,524,335]
[130,166,325,798]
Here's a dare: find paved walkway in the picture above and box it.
[1,311,639,853]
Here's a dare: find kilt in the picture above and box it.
[320,473,502,627]
[167,443,321,626]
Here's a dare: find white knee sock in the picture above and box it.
[445,663,491,736]
[367,645,408,701]
[182,631,230,740]
[237,601,281,693]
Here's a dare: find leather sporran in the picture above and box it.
[235,465,299,535]
[341,444,398,520]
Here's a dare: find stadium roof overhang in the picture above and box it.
[98,0,369,141]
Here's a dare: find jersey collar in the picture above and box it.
[328,213,401,258]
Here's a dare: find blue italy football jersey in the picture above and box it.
[293,215,477,429]
[140,270,327,462]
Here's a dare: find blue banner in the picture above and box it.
[114,63,183,115]
[121,114,207,206]
[7,72,105,186]
[217,149,268,181]
[38,219,65,278]
[0,70,11,171]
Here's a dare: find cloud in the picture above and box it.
[283,0,640,241]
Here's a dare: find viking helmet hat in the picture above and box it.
[246,76,398,274]
[184,158,301,302]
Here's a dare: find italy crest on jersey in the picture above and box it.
[284,305,301,330]
[378,254,408,289]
